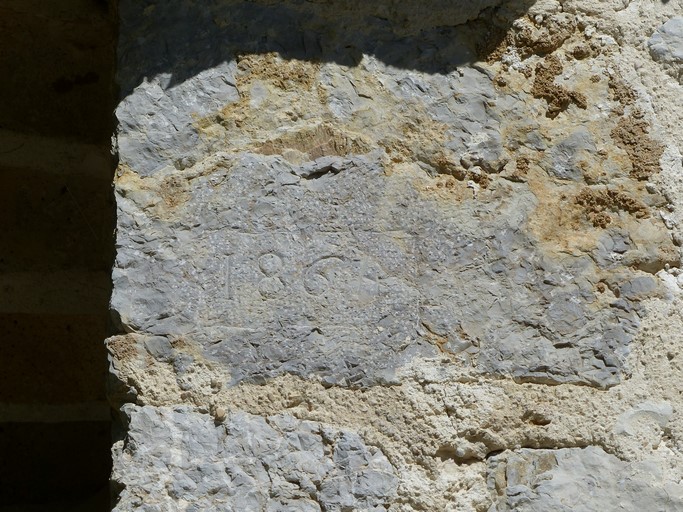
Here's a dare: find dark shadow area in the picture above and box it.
[0,1,115,142]
[0,423,111,512]
[0,0,117,509]
[117,0,536,97]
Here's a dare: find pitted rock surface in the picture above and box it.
[112,405,398,512]
[110,0,683,510]
[649,17,683,84]
[487,446,683,511]
[113,150,662,388]
[115,0,504,176]
[112,0,676,388]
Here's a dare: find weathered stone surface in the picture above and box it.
[112,148,664,388]
[649,17,683,84]
[115,0,505,176]
[487,446,683,511]
[112,0,677,389]
[112,405,398,511]
[110,0,683,509]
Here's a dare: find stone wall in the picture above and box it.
[109,1,683,510]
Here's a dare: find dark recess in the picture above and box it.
[0,0,118,510]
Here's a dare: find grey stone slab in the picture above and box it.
[111,0,674,391]
[112,152,649,388]
[487,446,683,512]
[648,17,683,83]
[117,0,502,94]
[543,127,597,181]
[112,405,398,511]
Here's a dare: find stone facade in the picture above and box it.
[109,1,683,510]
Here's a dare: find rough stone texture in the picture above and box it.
[113,406,398,511]
[487,446,683,511]
[111,0,676,391]
[649,17,683,84]
[110,0,683,510]
[115,0,505,176]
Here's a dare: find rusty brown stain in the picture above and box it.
[256,123,371,161]
[611,115,664,181]
[531,54,587,118]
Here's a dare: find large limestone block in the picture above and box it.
[110,0,683,509]
[112,405,398,511]
[111,148,667,388]
[112,0,676,388]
